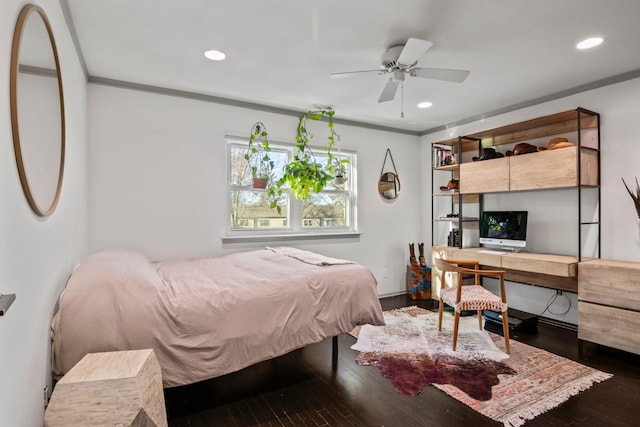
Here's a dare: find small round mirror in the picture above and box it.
[10,4,65,217]
[378,172,401,200]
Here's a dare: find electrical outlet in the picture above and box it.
[383,268,388,278]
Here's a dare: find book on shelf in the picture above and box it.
[432,144,456,169]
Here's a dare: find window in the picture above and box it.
[227,138,356,236]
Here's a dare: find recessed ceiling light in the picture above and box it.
[418,101,433,109]
[204,49,226,61]
[576,37,603,50]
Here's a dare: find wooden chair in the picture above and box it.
[434,257,510,354]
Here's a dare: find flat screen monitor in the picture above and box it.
[479,211,528,251]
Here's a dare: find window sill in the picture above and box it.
[221,232,362,244]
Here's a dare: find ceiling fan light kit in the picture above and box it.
[331,37,470,117]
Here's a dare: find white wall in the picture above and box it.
[0,1,88,426]
[88,71,640,325]
[422,77,640,324]
[87,84,423,296]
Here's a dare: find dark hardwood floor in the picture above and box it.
[164,296,640,426]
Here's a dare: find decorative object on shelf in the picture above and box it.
[443,153,457,165]
[505,142,538,156]
[448,229,461,247]
[439,179,459,192]
[537,137,576,151]
[472,147,504,161]
[622,176,640,218]
[378,148,401,200]
[245,108,347,214]
[245,122,274,189]
[433,143,455,168]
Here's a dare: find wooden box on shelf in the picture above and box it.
[459,157,510,194]
[509,146,598,191]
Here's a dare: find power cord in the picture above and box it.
[538,290,571,316]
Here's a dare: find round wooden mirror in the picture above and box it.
[378,172,401,200]
[10,4,65,217]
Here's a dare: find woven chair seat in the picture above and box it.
[434,257,510,353]
[441,285,508,313]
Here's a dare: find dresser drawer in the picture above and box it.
[578,301,640,355]
[579,259,640,311]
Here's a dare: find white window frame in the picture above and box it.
[225,136,358,241]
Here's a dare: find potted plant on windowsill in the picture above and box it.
[245,122,274,189]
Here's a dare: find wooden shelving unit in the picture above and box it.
[431,135,483,249]
[431,107,601,288]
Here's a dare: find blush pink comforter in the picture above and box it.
[51,247,384,387]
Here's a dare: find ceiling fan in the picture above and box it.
[330,38,470,115]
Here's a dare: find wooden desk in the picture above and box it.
[431,246,579,297]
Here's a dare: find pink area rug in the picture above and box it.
[351,306,612,426]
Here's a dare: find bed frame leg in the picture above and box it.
[332,335,338,364]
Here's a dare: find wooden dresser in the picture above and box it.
[578,259,640,355]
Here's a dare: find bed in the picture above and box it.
[51,246,385,387]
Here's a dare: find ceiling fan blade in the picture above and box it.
[410,67,470,83]
[378,80,399,103]
[397,38,434,65]
[330,69,383,79]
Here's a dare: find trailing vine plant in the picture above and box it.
[280,109,337,200]
[245,108,348,214]
[244,122,274,182]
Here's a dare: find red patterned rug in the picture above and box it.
[351,307,612,426]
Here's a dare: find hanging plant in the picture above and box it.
[244,122,274,188]
[332,134,349,185]
[244,108,348,214]
[279,109,336,200]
